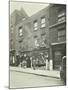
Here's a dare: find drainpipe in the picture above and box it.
[49,46,53,70]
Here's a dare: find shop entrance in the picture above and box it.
[32,48,49,70]
[52,43,66,70]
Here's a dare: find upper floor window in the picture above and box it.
[58,12,65,18]
[34,39,39,48]
[58,28,66,41]
[58,12,66,22]
[41,33,46,40]
[41,17,46,28]
[19,27,23,36]
[33,20,38,31]
[41,33,47,47]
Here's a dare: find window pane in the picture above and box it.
[58,12,65,18]
[20,33,22,36]
[19,29,22,33]
[41,23,46,28]
[58,29,66,41]
[58,16,65,22]
[19,27,22,36]
[34,22,38,27]
[35,39,39,47]
[33,20,38,30]
[58,36,66,41]
[41,17,46,28]
[34,20,38,27]
[58,30,65,36]
[34,27,38,30]
[41,18,45,23]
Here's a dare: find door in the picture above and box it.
[54,51,62,70]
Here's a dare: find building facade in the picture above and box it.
[9,8,28,65]
[49,4,66,70]
[10,4,66,70]
[15,6,50,69]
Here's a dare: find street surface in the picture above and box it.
[10,70,64,88]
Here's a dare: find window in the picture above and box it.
[19,27,23,36]
[41,33,47,47]
[41,17,46,28]
[35,39,39,47]
[58,12,65,18]
[33,20,38,30]
[58,12,66,22]
[58,29,66,41]
[41,33,46,40]
[58,17,65,22]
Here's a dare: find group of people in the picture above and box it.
[10,52,49,70]
[19,54,46,70]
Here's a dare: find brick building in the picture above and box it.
[10,4,66,70]
[49,4,66,70]
[15,6,50,69]
[9,8,28,65]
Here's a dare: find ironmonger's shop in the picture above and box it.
[19,47,49,70]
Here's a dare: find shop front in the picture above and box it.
[19,48,49,70]
[32,47,49,70]
[52,42,66,70]
[19,51,32,68]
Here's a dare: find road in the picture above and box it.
[10,70,64,88]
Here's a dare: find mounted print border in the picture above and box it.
[9,1,66,89]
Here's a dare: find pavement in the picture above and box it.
[10,66,60,79]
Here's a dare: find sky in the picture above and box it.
[10,2,49,16]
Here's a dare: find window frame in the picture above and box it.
[58,28,66,41]
[34,39,39,47]
[58,11,66,22]
[33,20,38,31]
[41,16,46,28]
[19,26,23,36]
